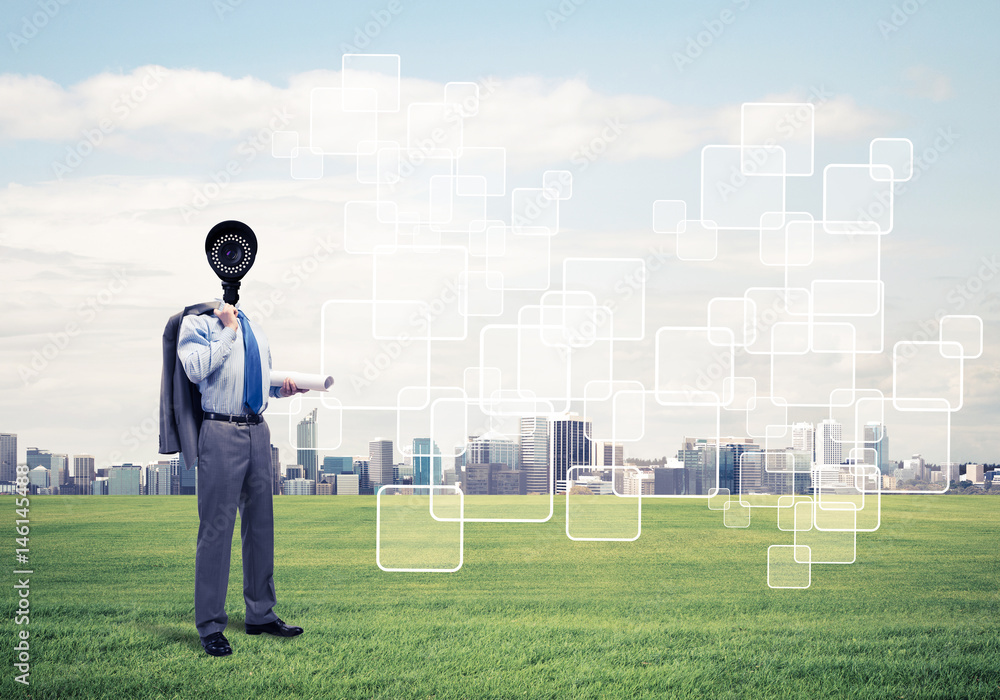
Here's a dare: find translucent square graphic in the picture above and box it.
[742,287,812,355]
[566,466,641,541]
[583,381,646,443]
[470,221,506,258]
[869,138,913,182]
[776,495,813,531]
[892,341,963,411]
[939,315,983,359]
[428,175,488,233]
[767,545,811,588]
[310,87,379,155]
[701,145,785,230]
[343,54,400,112]
[538,291,608,348]
[822,164,893,234]
[741,102,814,176]
[794,502,855,564]
[377,150,454,224]
[376,485,463,573]
[653,199,686,233]
[285,396,342,452]
[745,396,788,440]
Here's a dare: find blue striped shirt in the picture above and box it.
[177,307,282,415]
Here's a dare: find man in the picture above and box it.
[177,300,306,657]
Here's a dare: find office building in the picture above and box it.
[0,433,16,483]
[965,463,985,484]
[862,422,890,474]
[816,419,843,467]
[791,423,815,463]
[74,455,96,494]
[599,442,624,467]
[285,465,304,480]
[519,416,550,494]
[353,459,370,491]
[550,415,592,494]
[466,433,518,470]
[109,466,142,495]
[369,439,394,489]
[623,469,655,495]
[337,472,360,495]
[146,462,172,495]
[28,466,50,492]
[270,444,280,496]
[296,408,318,483]
[284,478,316,495]
[316,477,335,495]
[412,438,441,486]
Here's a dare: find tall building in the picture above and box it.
[74,455,96,494]
[28,466,50,491]
[296,408,318,483]
[337,473,360,495]
[816,419,843,467]
[108,466,142,495]
[791,423,815,463]
[467,433,519,470]
[519,416,550,494]
[862,423,890,474]
[145,462,172,495]
[283,478,316,495]
[0,433,16,483]
[412,438,442,486]
[369,439,394,489]
[270,444,281,496]
[27,447,51,469]
[353,459,370,491]
[600,442,624,467]
[171,453,196,495]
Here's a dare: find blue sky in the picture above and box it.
[1,0,997,469]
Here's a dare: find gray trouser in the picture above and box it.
[195,418,278,638]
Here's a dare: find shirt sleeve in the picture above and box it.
[177,315,237,383]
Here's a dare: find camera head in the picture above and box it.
[204,220,258,305]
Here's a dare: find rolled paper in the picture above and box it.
[269,370,334,392]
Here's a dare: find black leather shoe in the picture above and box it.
[245,618,303,637]
[201,632,232,657]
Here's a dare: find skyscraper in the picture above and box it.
[369,439,394,489]
[519,416,550,495]
[466,433,518,470]
[791,423,815,463]
[74,455,96,494]
[1,433,17,483]
[550,414,592,494]
[599,442,624,467]
[271,444,281,495]
[816,419,842,467]
[296,408,318,483]
[863,422,890,474]
[109,466,142,495]
[412,438,441,486]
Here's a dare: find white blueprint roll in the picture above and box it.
[269,370,334,392]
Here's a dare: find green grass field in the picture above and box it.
[3,495,998,699]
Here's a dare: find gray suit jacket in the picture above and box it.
[158,302,219,469]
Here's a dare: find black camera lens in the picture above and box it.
[219,240,243,266]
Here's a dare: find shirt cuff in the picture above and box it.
[269,385,283,399]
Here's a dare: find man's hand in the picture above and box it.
[279,377,309,397]
[214,304,239,333]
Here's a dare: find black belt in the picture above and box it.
[203,412,264,425]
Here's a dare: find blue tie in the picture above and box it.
[237,310,264,415]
